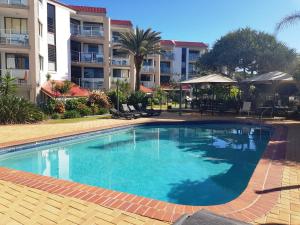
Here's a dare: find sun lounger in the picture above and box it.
[121,104,141,119]
[110,108,133,120]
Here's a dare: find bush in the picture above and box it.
[107,90,127,108]
[41,98,56,114]
[89,92,111,108]
[76,103,92,116]
[51,113,61,119]
[128,91,149,108]
[0,96,44,124]
[65,98,87,111]
[63,110,81,119]
[98,108,109,115]
[54,101,65,114]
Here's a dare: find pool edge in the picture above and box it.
[0,120,287,223]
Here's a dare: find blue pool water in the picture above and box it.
[0,123,271,206]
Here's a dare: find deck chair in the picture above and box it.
[137,103,161,116]
[121,104,141,119]
[109,108,133,120]
[240,102,252,116]
[128,105,148,117]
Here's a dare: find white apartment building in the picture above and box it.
[0,0,208,102]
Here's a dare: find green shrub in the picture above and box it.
[90,105,100,115]
[107,90,127,108]
[40,98,56,114]
[0,96,44,124]
[98,108,109,115]
[63,110,81,119]
[76,103,92,116]
[51,113,61,119]
[128,91,148,108]
[65,98,87,110]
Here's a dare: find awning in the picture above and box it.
[243,71,294,83]
[41,80,90,98]
[181,74,237,84]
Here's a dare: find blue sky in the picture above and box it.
[62,0,300,52]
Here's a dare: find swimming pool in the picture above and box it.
[0,122,271,206]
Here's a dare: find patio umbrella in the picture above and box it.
[179,74,237,114]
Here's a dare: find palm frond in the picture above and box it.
[275,11,300,33]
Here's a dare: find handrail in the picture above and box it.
[0,0,28,6]
[70,24,104,37]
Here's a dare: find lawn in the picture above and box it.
[45,115,111,124]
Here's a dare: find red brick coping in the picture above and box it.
[0,123,288,223]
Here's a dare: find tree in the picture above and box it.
[117,27,161,91]
[0,71,17,96]
[198,28,297,76]
[275,11,300,32]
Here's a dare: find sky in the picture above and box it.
[62,0,300,52]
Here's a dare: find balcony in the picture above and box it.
[70,24,104,38]
[160,67,172,74]
[161,52,174,60]
[72,78,104,90]
[142,66,155,73]
[111,58,130,67]
[0,30,29,47]
[112,36,121,43]
[141,81,155,88]
[0,69,30,86]
[189,54,200,61]
[0,0,28,7]
[71,51,104,65]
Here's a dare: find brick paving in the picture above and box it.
[253,123,300,225]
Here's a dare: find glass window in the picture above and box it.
[38,21,43,37]
[6,54,29,69]
[141,74,151,81]
[5,18,28,34]
[39,55,44,71]
[84,68,104,78]
[113,69,129,78]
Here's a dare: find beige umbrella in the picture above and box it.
[243,71,294,84]
[181,73,237,84]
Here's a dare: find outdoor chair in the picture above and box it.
[109,108,133,120]
[121,104,141,119]
[240,101,252,116]
[137,103,161,116]
[128,105,149,117]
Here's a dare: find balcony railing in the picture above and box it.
[0,69,30,85]
[112,36,121,43]
[71,51,104,64]
[70,24,104,38]
[160,67,172,74]
[189,54,200,61]
[0,0,28,6]
[0,30,29,47]
[72,77,104,90]
[111,58,130,66]
[142,66,155,73]
[161,52,174,60]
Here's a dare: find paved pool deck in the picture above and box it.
[0,113,299,225]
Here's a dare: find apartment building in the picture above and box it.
[0,0,208,102]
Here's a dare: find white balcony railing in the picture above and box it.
[0,30,29,47]
[0,69,30,85]
[72,78,104,90]
[189,54,200,61]
[71,51,104,64]
[111,58,130,66]
[142,66,155,73]
[70,24,104,38]
[0,0,28,6]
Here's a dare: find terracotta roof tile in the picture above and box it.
[174,41,208,48]
[68,5,106,14]
[42,81,90,98]
[111,20,133,27]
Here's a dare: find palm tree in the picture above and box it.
[275,11,300,32]
[117,27,161,91]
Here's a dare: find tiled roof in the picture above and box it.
[174,41,208,48]
[140,85,153,93]
[160,40,175,46]
[111,20,133,27]
[68,5,107,14]
[42,81,90,98]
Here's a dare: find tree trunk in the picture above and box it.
[134,56,143,91]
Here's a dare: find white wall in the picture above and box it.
[173,47,182,79]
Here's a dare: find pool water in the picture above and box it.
[0,123,271,206]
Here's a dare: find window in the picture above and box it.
[38,21,43,37]
[39,55,44,71]
[141,74,151,81]
[112,49,128,58]
[5,17,28,34]
[47,3,56,33]
[113,69,129,78]
[143,59,153,66]
[48,45,56,71]
[6,54,29,69]
[160,75,171,84]
[84,68,104,78]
